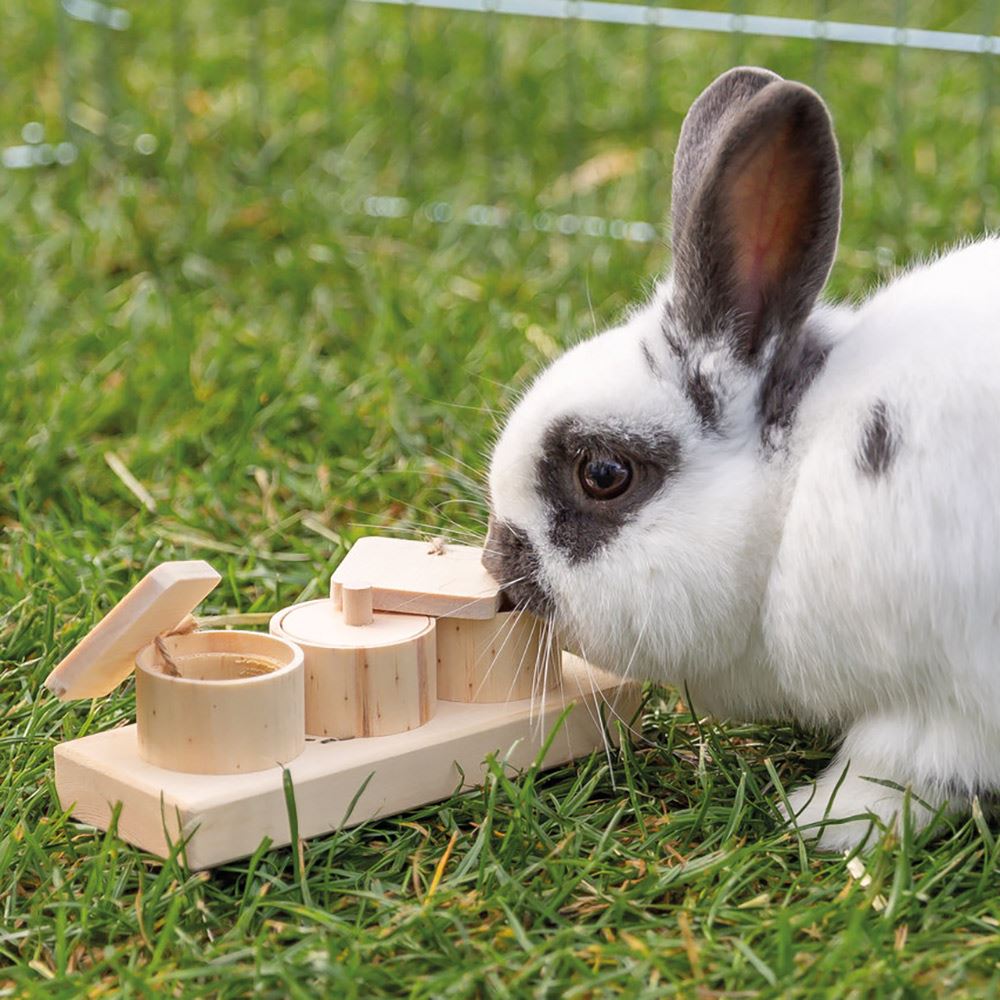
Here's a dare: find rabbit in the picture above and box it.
[481,65,1000,852]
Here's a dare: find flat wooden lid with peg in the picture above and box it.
[330,537,503,620]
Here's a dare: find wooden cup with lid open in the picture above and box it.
[45,562,306,775]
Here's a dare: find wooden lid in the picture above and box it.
[330,537,501,620]
[44,561,222,701]
[274,599,433,649]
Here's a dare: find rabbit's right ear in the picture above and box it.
[670,67,783,241]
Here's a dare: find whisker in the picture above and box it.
[429,447,489,483]
[344,522,483,547]
[470,600,529,702]
[579,635,616,776]
[532,615,557,741]
[578,612,658,757]
[425,400,506,416]
[504,606,537,707]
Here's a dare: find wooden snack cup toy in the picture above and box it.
[46,542,638,870]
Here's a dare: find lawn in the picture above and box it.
[3,0,1000,994]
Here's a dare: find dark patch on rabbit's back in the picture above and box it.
[857,400,898,477]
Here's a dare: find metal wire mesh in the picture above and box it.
[5,1,998,250]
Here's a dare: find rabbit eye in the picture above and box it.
[578,453,633,500]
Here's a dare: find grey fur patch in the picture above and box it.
[482,516,552,616]
[538,418,681,564]
[857,401,898,477]
[662,310,685,360]
[641,340,661,379]
[685,365,721,431]
[942,779,1000,804]
[648,333,720,433]
[662,315,723,432]
[759,319,831,453]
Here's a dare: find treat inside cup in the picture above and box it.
[143,630,297,681]
[150,645,284,682]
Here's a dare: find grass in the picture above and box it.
[4,0,1000,994]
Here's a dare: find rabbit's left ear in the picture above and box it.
[671,77,841,361]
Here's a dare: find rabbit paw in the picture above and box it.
[781,768,934,852]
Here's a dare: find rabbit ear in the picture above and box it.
[671,66,783,241]
[670,75,841,360]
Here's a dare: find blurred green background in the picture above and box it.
[4,2,1000,994]
[3,0,998,585]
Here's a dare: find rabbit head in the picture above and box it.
[483,67,842,687]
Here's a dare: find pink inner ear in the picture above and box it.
[724,122,815,316]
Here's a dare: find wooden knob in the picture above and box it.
[330,580,343,610]
[342,582,374,626]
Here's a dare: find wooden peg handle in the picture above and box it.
[330,580,343,610]
[341,582,374,626]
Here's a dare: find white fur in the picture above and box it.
[488,237,1000,850]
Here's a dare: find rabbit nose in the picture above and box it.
[483,519,517,611]
[482,514,506,582]
[482,516,552,616]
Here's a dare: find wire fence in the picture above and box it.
[5,1,999,250]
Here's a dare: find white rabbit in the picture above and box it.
[482,66,1000,851]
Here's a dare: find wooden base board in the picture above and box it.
[54,656,639,869]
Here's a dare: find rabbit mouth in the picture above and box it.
[482,516,553,618]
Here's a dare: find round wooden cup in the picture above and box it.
[135,630,305,775]
[270,597,436,739]
[435,611,562,703]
